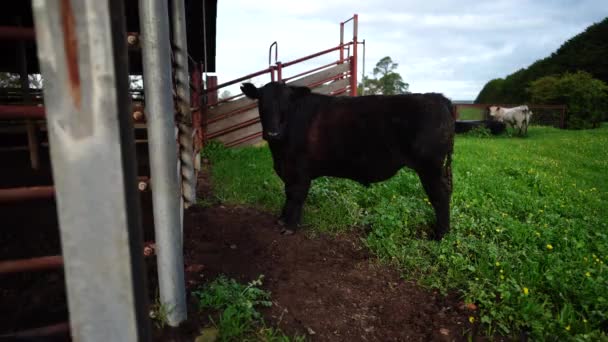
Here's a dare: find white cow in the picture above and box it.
[488,105,533,136]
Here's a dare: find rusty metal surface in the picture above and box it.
[0,255,63,274]
[0,185,54,203]
[0,322,70,339]
[0,26,35,40]
[0,105,45,119]
[32,0,151,339]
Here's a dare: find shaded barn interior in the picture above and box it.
[0,0,217,337]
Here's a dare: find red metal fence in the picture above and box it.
[203,14,359,147]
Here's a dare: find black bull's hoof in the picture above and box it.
[280,228,295,235]
[277,218,295,235]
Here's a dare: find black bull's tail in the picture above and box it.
[444,142,453,194]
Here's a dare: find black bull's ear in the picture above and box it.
[241,83,259,99]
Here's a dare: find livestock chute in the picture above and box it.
[203,14,361,147]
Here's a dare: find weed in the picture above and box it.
[149,295,173,330]
[193,275,302,341]
[463,125,492,138]
[204,125,608,340]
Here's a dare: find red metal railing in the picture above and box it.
[0,26,36,41]
[0,177,150,203]
[203,14,359,147]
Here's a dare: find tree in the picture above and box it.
[358,56,409,95]
[528,71,608,129]
[0,72,43,89]
[219,90,231,100]
[475,17,608,104]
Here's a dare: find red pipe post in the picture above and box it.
[0,177,150,203]
[0,186,54,203]
[0,322,71,339]
[0,26,36,41]
[276,62,283,82]
[206,75,218,106]
[0,255,63,274]
[350,14,358,96]
[0,105,45,120]
[282,60,341,83]
[339,22,345,63]
[280,43,352,68]
[205,67,273,93]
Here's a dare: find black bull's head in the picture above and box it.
[240,82,311,141]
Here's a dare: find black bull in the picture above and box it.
[241,82,455,240]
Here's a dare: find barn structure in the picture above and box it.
[0,0,216,339]
[0,1,359,340]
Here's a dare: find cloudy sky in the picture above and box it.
[213,0,608,100]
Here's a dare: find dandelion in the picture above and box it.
[585,272,591,277]
[523,287,529,295]
[546,244,553,250]
[469,316,475,324]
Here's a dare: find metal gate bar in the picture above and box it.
[31,0,151,340]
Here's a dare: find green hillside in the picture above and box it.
[476,17,608,103]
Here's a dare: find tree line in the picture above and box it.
[475,17,608,128]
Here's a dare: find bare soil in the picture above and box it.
[0,153,479,341]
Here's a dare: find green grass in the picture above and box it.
[192,275,304,341]
[457,106,486,120]
[203,125,608,340]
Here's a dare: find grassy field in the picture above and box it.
[203,125,608,340]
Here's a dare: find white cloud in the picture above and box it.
[214,0,608,99]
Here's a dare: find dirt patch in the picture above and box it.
[180,204,474,341]
[0,154,478,341]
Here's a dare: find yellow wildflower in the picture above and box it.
[546,244,553,250]
[585,272,591,277]
[565,325,571,331]
[523,287,529,295]
[469,316,475,324]
[495,261,500,267]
